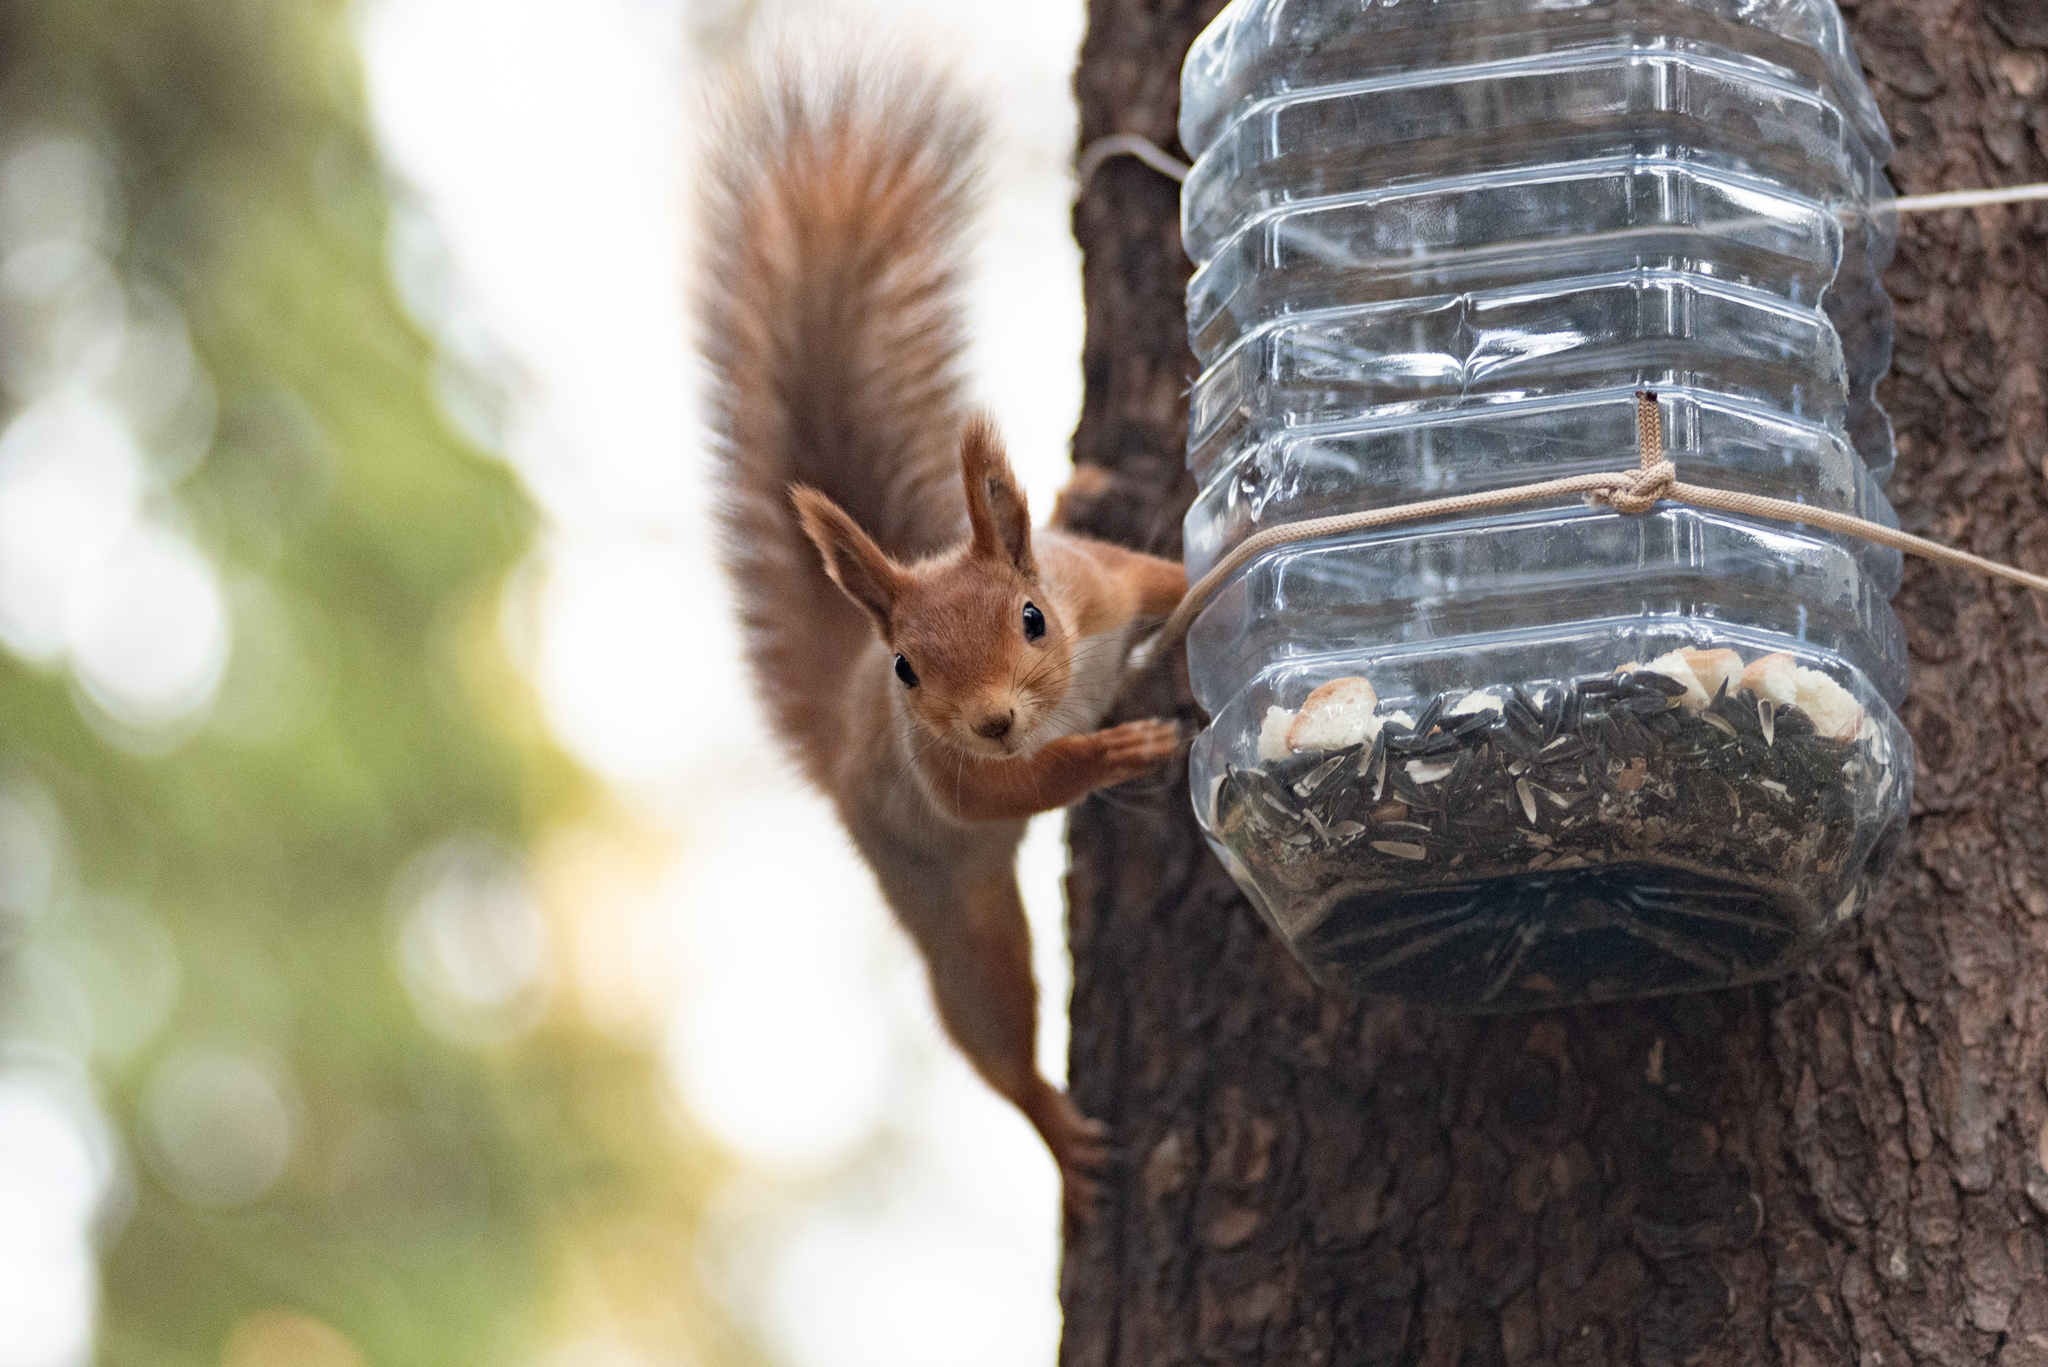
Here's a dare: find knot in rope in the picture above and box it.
[1588,390,1675,514]
[1595,457,1677,515]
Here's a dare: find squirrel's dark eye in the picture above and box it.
[1022,602,1046,642]
[893,654,919,688]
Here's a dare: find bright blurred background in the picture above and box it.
[0,1,1090,1364]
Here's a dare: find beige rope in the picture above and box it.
[1152,391,2048,655]
[1889,184,2048,214]
[1076,133,1191,188]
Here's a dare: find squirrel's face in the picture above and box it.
[794,416,1074,760]
[885,565,1073,759]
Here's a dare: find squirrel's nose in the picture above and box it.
[973,710,1015,741]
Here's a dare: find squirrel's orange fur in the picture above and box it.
[700,58,1185,1219]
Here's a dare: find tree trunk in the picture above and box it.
[1059,2,2048,1362]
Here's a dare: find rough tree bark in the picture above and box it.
[1058,2,2048,1362]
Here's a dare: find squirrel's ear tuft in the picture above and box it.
[960,414,1036,578]
[793,486,906,635]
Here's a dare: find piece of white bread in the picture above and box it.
[1682,648,1743,703]
[1256,705,1296,762]
[1738,651,1799,706]
[1285,676,1380,753]
[1791,665,1863,741]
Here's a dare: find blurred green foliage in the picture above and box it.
[0,2,753,1364]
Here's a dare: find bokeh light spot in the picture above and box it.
[1,948,95,1057]
[0,240,126,397]
[67,521,229,730]
[0,134,119,254]
[0,394,144,662]
[106,284,214,481]
[0,1070,112,1367]
[220,1310,367,1367]
[540,1338,663,1367]
[393,835,551,1046]
[139,1049,294,1210]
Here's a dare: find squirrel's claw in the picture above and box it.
[1091,717,1183,785]
[1030,1087,1115,1227]
[1063,1167,1106,1228]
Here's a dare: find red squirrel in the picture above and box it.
[700,60,1186,1218]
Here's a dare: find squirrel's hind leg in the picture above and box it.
[901,866,1110,1224]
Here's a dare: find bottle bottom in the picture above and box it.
[1288,859,1890,1012]
[1201,659,1911,1011]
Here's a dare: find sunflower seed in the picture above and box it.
[1406,758,1457,785]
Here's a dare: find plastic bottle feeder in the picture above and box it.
[1179,0,1913,1011]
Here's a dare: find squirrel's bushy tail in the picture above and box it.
[701,54,982,784]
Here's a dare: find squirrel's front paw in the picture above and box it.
[1088,718,1181,784]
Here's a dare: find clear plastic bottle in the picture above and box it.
[1180,0,1912,1011]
